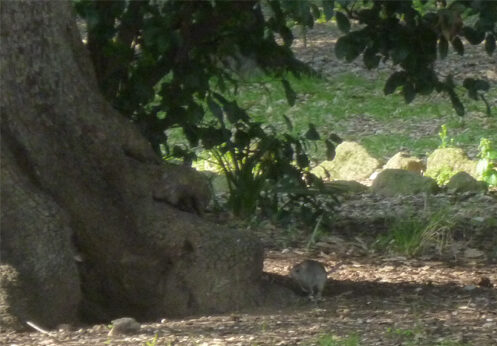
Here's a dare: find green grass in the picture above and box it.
[376,215,427,257]
[313,328,469,346]
[166,68,496,166]
[315,333,360,346]
[359,135,440,160]
[167,66,496,178]
[375,208,456,257]
[231,71,497,163]
[385,325,470,346]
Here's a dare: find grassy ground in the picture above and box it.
[232,71,497,163]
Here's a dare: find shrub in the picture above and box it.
[477,138,497,187]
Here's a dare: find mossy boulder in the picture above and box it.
[371,169,439,196]
[446,172,487,194]
[312,141,380,181]
[384,151,426,174]
[426,148,478,179]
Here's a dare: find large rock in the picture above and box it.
[446,172,487,194]
[371,169,439,196]
[384,151,426,174]
[312,141,380,181]
[426,148,478,179]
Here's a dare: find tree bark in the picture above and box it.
[0,0,269,330]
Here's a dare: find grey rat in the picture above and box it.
[289,260,340,299]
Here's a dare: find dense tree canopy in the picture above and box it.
[75,0,495,153]
[73,0,495,220]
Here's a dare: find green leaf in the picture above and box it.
[444,74,455,89]
[156,36,170,54]
[207,97,224,123]
[282,114,294,131]
[485,33,496,55]
[282,141,294,159]
[363,47,380,69]
[451,37,464,55]
[462,26,485,45]
[391,45,409,64]
[183,126,200,146]
[247,123,266,139]
[403,82,416,104]
[357,8,378,24]
[325,139,336,160]
[218,99,249,123]
[305,123,320,140]
[448,90,465,116]
[473,79,489,92]
[477,158,489,175]
[337,0,351,8]
[200,128,230,149]
[322,0,335,20]
[336,33,365,62]
[335,11,350,33]
[438,37,448,59]
[384,71,407,95]
[282,79,296,106]
[172,145,188,158]
[466,88,478,101]
[310,4,321,19]
[463,78,490,100]
[280,26,294,47]
[187,102,204,123]
[296,153,310,168]
[234,129,251,148]
[487,173,497,187]
[328,133,342,144]
[335,36,348,60]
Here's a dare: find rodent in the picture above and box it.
[289,260,327,299]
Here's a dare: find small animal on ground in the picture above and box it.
[289,259,327,299]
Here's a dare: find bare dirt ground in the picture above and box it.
[2,23,496,346]
[3,251,496,345]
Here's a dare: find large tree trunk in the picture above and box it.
[0,1,274,331]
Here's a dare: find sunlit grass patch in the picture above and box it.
[359,134,440,160]
[232,71,496,161]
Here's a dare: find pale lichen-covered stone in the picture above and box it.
[426,148,478,179]
[384,151,426,174]
[446,172,487,194]
[372,169,439,196]
[312,141,380,181]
